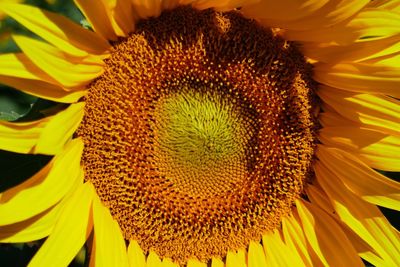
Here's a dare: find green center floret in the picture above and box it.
[155,88,249,169]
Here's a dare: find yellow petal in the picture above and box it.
[187,259,206,267]
[305,184,336,216]
[147,251,162,267]
[112,0,136,35]
[248,241,267,267]
[262,229,306,267]
[305,185,385,266]
[318,85,400,136]
[285,9,400,44]
[162,258,179,267]
[131,0,163,19]
[242,0,329,22]
[162,0,180,10]
[317,146,400,210]
[319,125,400,171]
[211,258,224,267]
[0,75,86,103]
[28,182,95,267]
[368,0,400,13]
[315,164,400,266]
[13,35,104,89]
[0,53,56,83]
[91,195,129,267]
[128,240,146,267]
[0,103,84,155]
[245,0,369,32]
[314,61,400,98]
[0,139,83,225]
[302,34,400,63]
[0,3,110,56]
[281,215,314,267]
[1,166,84,242]
[14,35,103,87]
[0,202,62,243]
[74,0,118,40]
[226,249,246,267]
[189,0,258,11]
[296,200,364,267]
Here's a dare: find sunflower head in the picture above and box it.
[0,0,399,266]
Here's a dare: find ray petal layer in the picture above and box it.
[0,139,83,225]
[91,195,129,267]
[317,146,400,209]
[0,103,84,154]
[317,86,400,136]
[296,200,364,266]
[28,182,95,267]
[0,3,110,56]
[13,35,104,89]
[127,240,146,267]
[316,163,400,266]
[314,61,400,98]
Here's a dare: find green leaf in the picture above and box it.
[0,86,37,121]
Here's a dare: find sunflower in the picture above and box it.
[0,0,400,266]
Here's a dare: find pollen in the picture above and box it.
[76,6,317,265]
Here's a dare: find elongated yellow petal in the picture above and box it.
[0,103,84,155]
[319,125,400,171]
[318,86,400,136]
[147,251,162,267]
[305,185,336,216]
[112,0,136,35]
[315,164,400,266]
[242,0,329,22]
[248,241,267,267]
[302,34,400,63]
[187,0,258,11]
[162,258,179,267]
[0,53,56,83]
[0,203,62,242]
[226,249,246,267]
[211,258,224,267]
[305,185,385,266]
[314,61,400,98]
[262,229,306,267]
[0,139,83,225]
[1,166,84,242]
[245,0,369,32]
[0,3,110,56]
[0,75,86,103]
[285,10,400,44]
[317,146,400,210]
[13,35,104,89]
[74,0,118,40]
[91,195,129,267]
[29,182,95,267]
[368,0,400,13]
[296,200,364,267]
[187,259,206,267]
[281,215,314,267]
[128,240,146,267]
[131,0,162,19]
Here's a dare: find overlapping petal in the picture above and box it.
[0,103,84,154]
[315,164,400,266]
[0,139,83,225]
[29,182,95,267]
[0,3,110,56]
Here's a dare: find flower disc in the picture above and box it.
[76,6,318,264]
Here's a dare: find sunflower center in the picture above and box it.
[154,87,257,197]
[76,6,317,265]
